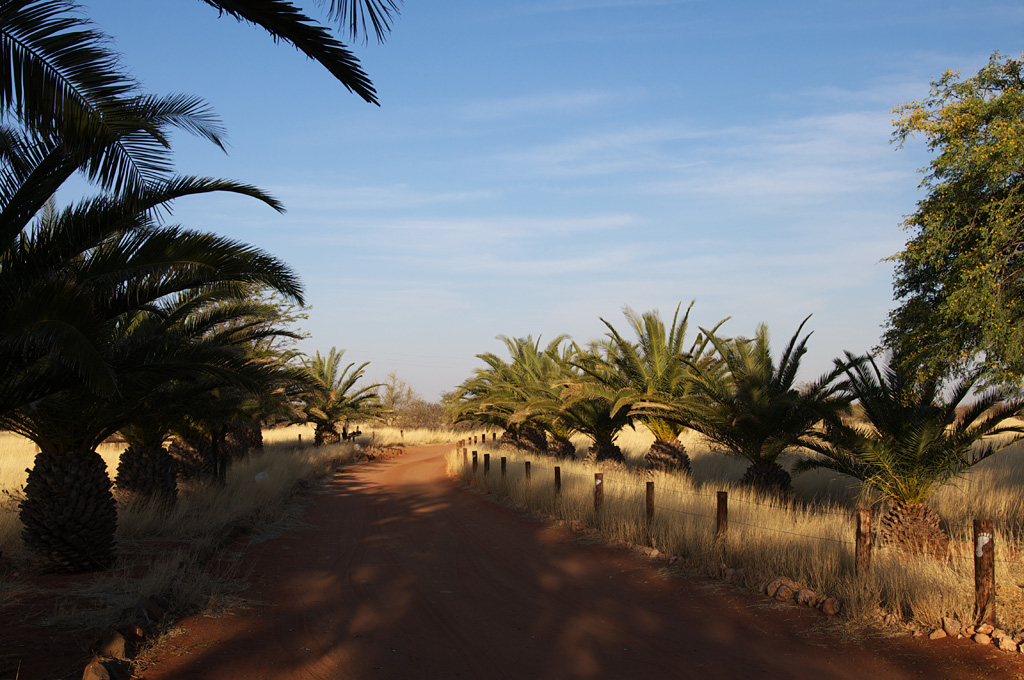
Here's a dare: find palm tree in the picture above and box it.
[299,347,381,446]
[453,335,580,455]
[115,285,306,500]
[0,191,303,571]
[680,317,848,495]
[596,302,726,473]
[558,341,636,464]
[795,353,1024,553]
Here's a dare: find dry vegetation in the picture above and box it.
[448,426,1024,633]
[0,427,374,638]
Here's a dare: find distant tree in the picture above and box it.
[379,371,418,424]
[884,52,1024,387]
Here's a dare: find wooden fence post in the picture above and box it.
[594,473,604,511]
[492,433,497,442]
[501,456,507,478]
[483,453,490,475]
[463,447,468,465]
[525,461,531,480]
[974,518,995,626]
[855,508,872,579]
[472,451,478,472]
[646,481,655,524]
[716,491,728,539]
[554,466,561,494]
[298,434,302,445]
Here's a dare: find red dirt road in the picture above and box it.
[140,445,1021,679]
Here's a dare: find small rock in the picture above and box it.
[254,471,269,482]
[976,623,995,635]
[794,589,817,606]
[991,628,1007,640]
[97,630,126,660]
[974,633,992,646]
[913,631,924,638]
[668,555,681,566]
[82,659,110,680]
[997,638,1018,653]
[1013,634,1023,644]
[763,576,789,596]
[942,617,962,637]
[819,597,842,617]
[929,629,947,640]
[570,519,586,532]
[774,581,799,602]
[964,626,976,637]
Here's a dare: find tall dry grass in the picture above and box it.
[0,428,364,631]
[448,430,1024,631]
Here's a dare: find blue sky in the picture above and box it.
[83,1,1022,399]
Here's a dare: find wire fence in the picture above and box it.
[454,440,1012,621]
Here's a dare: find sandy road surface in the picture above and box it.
[140,445,1020,679]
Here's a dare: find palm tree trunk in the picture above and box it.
[644,439,691,474]
[314,422,340,446]
[585,441,625,464]
[739,461,793,496]
[115,445,177,502]
[20,450,117,572]
[879,502,949,556]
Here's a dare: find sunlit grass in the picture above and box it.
[448,431,1024,631]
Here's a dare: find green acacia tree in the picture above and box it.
[884,52,1024,386]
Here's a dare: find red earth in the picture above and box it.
[134,444,1022,680]
[5,444,1023,679]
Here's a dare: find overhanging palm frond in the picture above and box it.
[198,0,379,104]
[0,0,137,134]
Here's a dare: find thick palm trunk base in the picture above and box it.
[585,441,625,464]
[645,439,692,474]
[227,422,262,453]
[314,424,340,446]
[168,437,212,480]
[500,426,549,453]
[549,438,577,459]
[739,461,793,496]
[115,445,177,502]
[879,502,949,556]
[20,450,117,572]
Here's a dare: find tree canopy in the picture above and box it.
[884,52,1024,386]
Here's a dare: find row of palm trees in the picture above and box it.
[453,303,1024,552]
[0,1,393,571]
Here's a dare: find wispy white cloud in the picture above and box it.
[457,90,626,120]
[269,184,497,212]
[499,124,710,176]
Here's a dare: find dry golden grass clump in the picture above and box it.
[449,427,1024,632]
